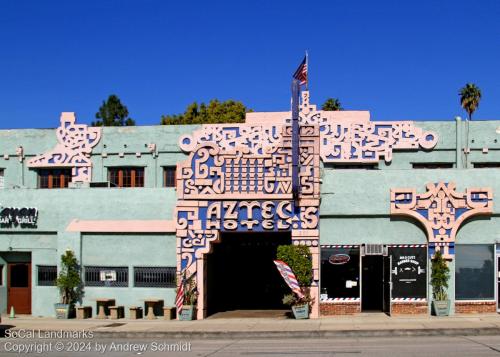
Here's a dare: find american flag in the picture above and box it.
[175,274,185,314]
[293,55,308,86]
[274,260,304,298]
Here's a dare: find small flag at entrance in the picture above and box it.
[175,274,185,314]
[273,260,304,298]
[292,55,308,86]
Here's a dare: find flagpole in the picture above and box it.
[305,50,309,91]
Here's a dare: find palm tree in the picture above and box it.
[459,83,482,120]
[321,98,343,111]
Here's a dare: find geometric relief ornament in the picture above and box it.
[390,182,493,259]
[289,91,439,164]
[27,112,101,182]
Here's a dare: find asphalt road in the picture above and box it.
[2,335,500,356]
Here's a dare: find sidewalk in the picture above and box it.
[2,313,500,339]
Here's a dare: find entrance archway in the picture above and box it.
[206,232,291,317]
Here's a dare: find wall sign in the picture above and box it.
[328,254,350,265]
[390,246,427,299]
[100,270,117,282]
[0,206,38,228]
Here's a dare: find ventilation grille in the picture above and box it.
[362,244,387,256]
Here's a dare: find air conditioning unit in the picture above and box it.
[361,244,388,256]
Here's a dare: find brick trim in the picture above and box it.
[392,302,428,315]
[320,302,360,316]
[455,301,496,314]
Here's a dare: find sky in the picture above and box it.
[0,0,499,129]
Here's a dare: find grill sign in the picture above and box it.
[0,206,38,228]
[328,254,350,265]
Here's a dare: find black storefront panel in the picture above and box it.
[389,246,427,299]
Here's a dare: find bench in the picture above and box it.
[129,306,143,319]
[76,306,92,319]
[109,306,125,319]
[163,306,176,320]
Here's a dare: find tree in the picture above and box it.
[459,83,482,120]
[161,99,251,125]
[56,250,82,305]
[92,94,135,126]
[321,98,343,111]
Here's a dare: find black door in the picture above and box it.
[383,255,392,315]
[497,256,500,311]
[361,256,383,311]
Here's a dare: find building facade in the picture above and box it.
[0,92,499,318]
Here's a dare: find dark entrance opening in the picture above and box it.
[206,232,291,317]
[361,256,383,311]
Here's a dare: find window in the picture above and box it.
[330,164,377,170]
[37,265,57,286]
[412,163,454,169]
[84,266,128,287]
[134,267,176,288]
[38,169,72,188]
[0,169,4,189]
[0,265,3,285]
[163,167,176,187]
[108,167,144,188]
[473,163,500,168]
[455,244,494,300]
[320,247,360,299]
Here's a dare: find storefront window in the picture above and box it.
[320,247,360,299]
[455,244,494,300]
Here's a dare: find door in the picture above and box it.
[361,256,384,311]
[497,256,500,312]
[383,255,392,315]
[7,263,31,314]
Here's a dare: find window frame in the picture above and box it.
[37,265,57,286]
[84,266,129,287]
[133,266,176,288]
[107,167,145,188]
[37,168,72,189]
[455,244,495,301]
[412,163,454,169]
[163,166,177,188]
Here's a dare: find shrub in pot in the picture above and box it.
[431,250,450,316]
[276,245,313,319]
[55,250,82,319]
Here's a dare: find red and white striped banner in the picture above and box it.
[273,260,304,299]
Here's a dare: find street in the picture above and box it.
[2,335,500,356]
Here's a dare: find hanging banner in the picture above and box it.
[273,260,304,298]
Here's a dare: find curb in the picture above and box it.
[86,327,500,339]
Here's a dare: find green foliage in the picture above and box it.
[321,98,343,111]
[56,250,82,305]
[459,83,482,120]
[431,251,450,301]
[92,94,135,126]
[161,99,251,125]
[282,293,313,307]
[276,245,312,287]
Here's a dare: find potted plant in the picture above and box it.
[276,245,313,319]
[55,250,82,319]
[431,250,450,316]
[178,274,197,321]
